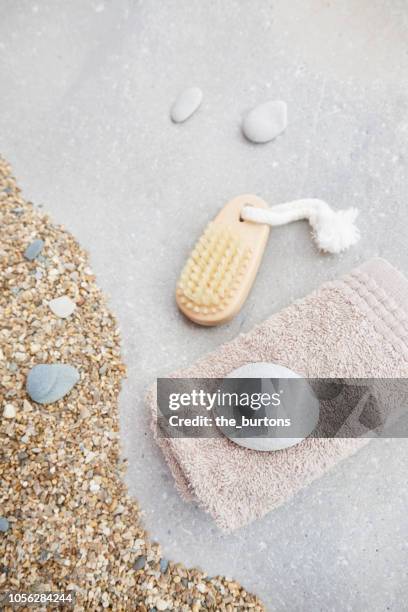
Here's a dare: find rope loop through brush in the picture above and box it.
[240,198,360,254]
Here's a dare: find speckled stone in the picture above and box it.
[24,238,44,261]
[133,555,146,570]
[170,87,203,123]
[242,100,287,144]
[26,364,80,404]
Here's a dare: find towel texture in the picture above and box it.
[148,259,408,531]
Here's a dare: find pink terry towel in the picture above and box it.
[148,258,408,531]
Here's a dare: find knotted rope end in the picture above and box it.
[311,207,360,254]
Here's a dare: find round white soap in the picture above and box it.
[216,362,319,452]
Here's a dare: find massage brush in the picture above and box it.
[176,194,270,326]
[176,194,360,326]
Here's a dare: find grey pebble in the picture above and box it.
[99,363,108,375]
[24,238,44,261]
[133,555,146,570]
[39,549,51,563]
[0,517,10,533]
[159,558,169,573]
[170,87,203,123]
[26,364,80,404]
[242,99,287,144]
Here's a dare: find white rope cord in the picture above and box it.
[241,198,360,254]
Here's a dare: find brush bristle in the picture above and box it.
[177,223,251,314]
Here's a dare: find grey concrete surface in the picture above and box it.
[1,1,408,609]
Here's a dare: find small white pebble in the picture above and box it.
[23,400,32,412]
[89,480,100,493]
[3,403,16,419]
[85,451,96,464]
[242,99,288,144]
[156,600,169,611]
[80,406,90,420]
[170,87,203,123]
[48,295,76,319]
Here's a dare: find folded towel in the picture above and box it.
[148,258,408,531]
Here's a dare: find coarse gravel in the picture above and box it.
[0,157,264,611]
